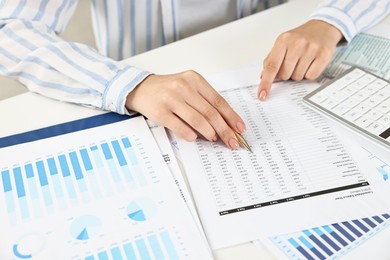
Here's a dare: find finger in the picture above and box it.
[195,79,246,133]
[185,91,242,148]
[305,55,330,80]
[277,45,305,81]
[156,111,199,142]
[172,98,217,142]
[258,42,287,100]
[178,104,239,150]
[290,52,316,81]
[184,86,240,149]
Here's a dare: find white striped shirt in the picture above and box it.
[0,0,389,115]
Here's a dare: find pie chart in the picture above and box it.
[126,198,157,222]
[13,233,46,259]
[70,215,102,241]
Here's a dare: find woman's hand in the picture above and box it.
[126,70,247,149]
[258,20,343,100]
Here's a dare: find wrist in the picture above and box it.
[308,19,344,45]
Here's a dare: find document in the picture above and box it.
[178,79,390,249]
[0,115,212,259]
[322,33,390,81]
[147,120,206,241]
[254,212,390,259]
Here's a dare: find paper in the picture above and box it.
[178,80,390,249]
[147,119,207,242]
[322,33,390,81]
[0,115,212,259]
[254,213,390,259]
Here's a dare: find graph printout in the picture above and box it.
[257,213,390,259]
[178,80,390,249]
[0,115,212,259]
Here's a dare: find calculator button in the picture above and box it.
[332,104,350,115]
[376,99,390,113]
[343,97,361,108]
[367,122,385,135]
[365,109,383,121]
[344,110,361,122]
[376,114,390,126]
[354,103,372,114]
[355,115,373,128]
[321,98,338,110]
[309,92,328,104]
[349,68,366,79]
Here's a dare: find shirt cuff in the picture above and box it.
[103,66,151,115]
[309,6,358,42]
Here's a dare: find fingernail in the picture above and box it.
[236,121,246,133]
[212,135,218,142]
[258,90,267,101]
[228,138,240,150]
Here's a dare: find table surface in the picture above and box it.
[0,0,322,258]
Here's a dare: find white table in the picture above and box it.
[0,1,322,258]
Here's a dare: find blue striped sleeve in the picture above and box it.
[0,0,151,115]
[309,0,390,42]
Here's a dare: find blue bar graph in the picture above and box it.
[122,137,147,186]
[0,136,147,223]
[269,214,390,260]
[80,148,93,172]
[47,158,64,199]
[111,140,127,167]
[160,231,180,260]
[2,170,16,214]
[13,167,26,198]
[110,247,123,260]
[97,251,109,260]
[312,227,340,251]
[69,151,88,193]
[298,236,325,259]
[84,230,180,260]
[101,143,122,184]
[123,243,137,259]
[14,167,30,220]
[288,238,313,260]
[147,234,164,259]
[58,154,77,200]
[136,238,151,260]
[36,161,53,208]
[303,229,332,257]
[122,138,138,165]
[2,170,12,193]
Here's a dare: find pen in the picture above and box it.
[234,131,253,153]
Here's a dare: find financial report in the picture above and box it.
[179,80,390,249]
[0,115,212,259]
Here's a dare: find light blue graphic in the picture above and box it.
[70,215,102,241]
[127,198,158,222]
[12,233,46,259]
[84,230,179,260]
[0,136,144,223]
[362,147,389,182]
[377,167,389,181]
[269,214,390,259]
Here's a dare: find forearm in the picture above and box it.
[0,3,150,115]
[310,0,390,42]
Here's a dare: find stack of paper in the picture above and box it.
[0,114,212,259]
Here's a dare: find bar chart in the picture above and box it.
[0,136,155,224]
[0,116,212,259]
[267,213,390,259]
[83,230,180,260]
